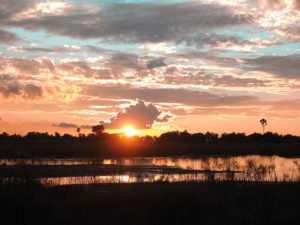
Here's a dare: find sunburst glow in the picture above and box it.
[121,126,140,137]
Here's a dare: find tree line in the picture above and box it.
[0,129,300,144]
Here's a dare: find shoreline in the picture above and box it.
[1,141,300,158]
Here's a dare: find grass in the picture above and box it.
[0,180,299,225]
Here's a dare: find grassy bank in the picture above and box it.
[1,181,299,225]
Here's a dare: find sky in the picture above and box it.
[0,0,300,135]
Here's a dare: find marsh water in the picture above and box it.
[1,155,299,186]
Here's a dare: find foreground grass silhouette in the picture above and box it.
[1,180,299,225]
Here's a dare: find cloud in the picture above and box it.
[256,0,285,8]
[0,56,111,80]
[53,122,78,128]
[0,29,22,43]
[248,0,300,41]
[0,82,43,99]
[163,66,269,87]
[53,122,92,129]
[0,74,21,97]
[6,45,110,54]
[295,0,300,9]
[104,53,167,77]
[107,53,144,75]
[256,0,300,10]
[80,125,93,129]
[23,84,42,99]
[244,55,300,79]
[162,52,298,88]
[156,111,175,123]
[5,2,252,43]
[102,100,173,129]
[86,85,257,107]
[165,97,300,119]
[146,58,167,69]
[0,57,55,75]
[183,33,253,50]
[0,74,43,99]
[0,0,37,20]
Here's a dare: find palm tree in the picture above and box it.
[76,127,81,137]
[260,118,267,134]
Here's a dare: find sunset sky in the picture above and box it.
[0,0,300,135]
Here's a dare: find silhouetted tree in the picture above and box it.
[191,133,206,143]
[263,132,282,143]
[220,132,248,143]
[62,134,73,140]
[76,127,81,137]
[92,125,105,136]
[260,118,267,134]
[159,131,180,142]
[142,135,154,143]
[0,132,9,141]
[1,128,300,149]
[248,132,263,142]
[283,134,300,143]
[54,132,61,139]
[205,132,219,143]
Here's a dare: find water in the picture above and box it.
[1,156,299,186]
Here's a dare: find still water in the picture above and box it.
[1,156,299,186]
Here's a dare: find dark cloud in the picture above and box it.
[53,122,78,128]
[86,85,257,107]
[0,57,55,75]
[147,58,167,69]
[6,3,252,43]
[53,122,92,129]
[7,45,111,54]
[183,33,250,48]
[166,52,298,85]
[103,100,173,129]
[295,0,300,9]
[0,81,20,97]
[105,53,168,77]
[58,61,112,79]
[23,84,42,99]
[169,51,241,67]
[163,68,268,87]
[0,74,43,99]
[0,57,111,79]
[0,82,43,99]
[0,29,22,43]
[108,53,143,73]
[244,54,300,79]
[211,75,268,87]
[80,125,93,129]
[0,75,20,98]
[8,46,76,53]
[0,0,37,20]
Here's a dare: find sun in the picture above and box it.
[121,126,140,137]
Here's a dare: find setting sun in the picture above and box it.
[121,126,140,137]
